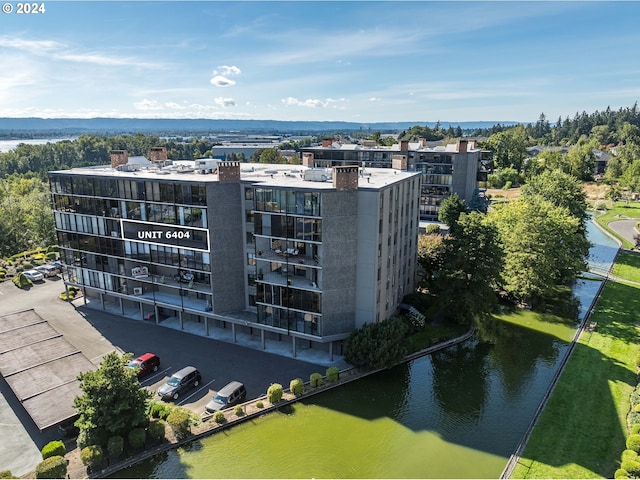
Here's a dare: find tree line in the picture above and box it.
[418,169,590,323]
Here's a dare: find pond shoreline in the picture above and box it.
[61,328,476,479]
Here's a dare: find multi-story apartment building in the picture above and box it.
[48,149,420,359]
[301,139,485,219]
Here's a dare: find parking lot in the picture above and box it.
[0,275,335,476]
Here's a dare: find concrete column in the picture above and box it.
[179,311,183,330]
[292,336,297,357]
[232,323,237,343]
[329,341,333,361]
[119,297,124,314]
[261,329,265,349]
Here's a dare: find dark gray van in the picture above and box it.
[157,366,202,401]
[205,381,246,413]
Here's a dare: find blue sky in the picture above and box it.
[1,1,639,123]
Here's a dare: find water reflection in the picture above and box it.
[113,218,620,478]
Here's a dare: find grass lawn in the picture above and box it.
[511,279,640,479]
[612,252,640,283]
[594,203,640,249]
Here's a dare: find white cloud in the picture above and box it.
[133,99,163,111]
[0,35,162,68]
[215,97,236,107]
[210,75,236,87]
[217,65,241,76]
[369,97,380,102]
[282,97,348,109]
[210,65,241,87]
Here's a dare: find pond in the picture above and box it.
[114,220,619,479]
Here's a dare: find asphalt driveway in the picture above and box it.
[0,277,326,476]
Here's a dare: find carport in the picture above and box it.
[0,309,96,430]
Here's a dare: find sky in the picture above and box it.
[1,1,639,124]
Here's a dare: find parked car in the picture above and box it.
[51,260,65,272]
[35,264,60,277]
[127,353,161,378]
[23,269,45,282]
[157,366,201,401]
[205,381,246,413]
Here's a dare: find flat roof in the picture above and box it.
[0,309,96,430]
[50,163,420,191]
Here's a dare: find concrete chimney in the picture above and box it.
[218,161,241,183]
[400,140,409,152]
[457,139,468,153]
[333,166,359,191]
[110,150,128,168]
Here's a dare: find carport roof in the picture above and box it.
[0,309,96,430]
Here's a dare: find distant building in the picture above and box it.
[49,149,420,359]
[301,139,484,219]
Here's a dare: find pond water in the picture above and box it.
[114,220,619,479]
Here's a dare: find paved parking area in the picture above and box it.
[0,277,337,476]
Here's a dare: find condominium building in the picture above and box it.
[49,149,420,359]
[301,138,486,219]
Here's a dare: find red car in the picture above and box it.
[127,353,161,378]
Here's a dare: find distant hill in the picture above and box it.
[0,117,517,136]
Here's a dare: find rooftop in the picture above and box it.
[50,162,420,190]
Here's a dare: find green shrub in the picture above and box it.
[41,440,66,460]
[214,411,226,423]
[424,223,441,235]
[46,252,57,260]
[80,445,103,469]
[166,410,191,439]
[635,352,640,369]
[234,405,244,416]
[344,316,408,369]
[76,429,107,450]
[148,419,166,443]
[310,372,323,388]
[633,425,640,435]
[128,427,146,450]
[35,456,67,479]
[107,436,124,458]
[23,262,34,269]
[289,378,304,395]
[149,401,171,420]
[635,404,640,413]
[615,468,630,479]
[623,449,638,461]
[0,471,16,479]
[622,459,640,476]
[12,273,31,289]
[267,383,283,403]
[256,401,264,408]
[627,434,640,452]
[326,367,339,382]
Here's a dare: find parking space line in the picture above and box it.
[140,367,171,385]
[176,379,215,406]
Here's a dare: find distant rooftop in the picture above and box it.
[51,160,419,190]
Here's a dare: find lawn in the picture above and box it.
[612,251,640,283]
[594,202,640,249]
[511,279,640,479]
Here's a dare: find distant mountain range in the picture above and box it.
[0,117,518,135]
